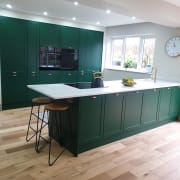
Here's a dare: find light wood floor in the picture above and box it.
[1,107,180,180]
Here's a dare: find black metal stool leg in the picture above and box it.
[36,109,46,153]
[35,105,40,152]
[48,112,66,166]
[26,105,35,142]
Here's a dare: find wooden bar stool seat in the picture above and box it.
[37,102,70,166]
[26,97,53,152]
[32,97,52,105]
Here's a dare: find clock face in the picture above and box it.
[166,37,180,57]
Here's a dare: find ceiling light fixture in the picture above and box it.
[43,11,48,16]
[74,1,79,6]
[96,21,100,25]
[72,17,76,21]
[6,4,12,9]
[106,9,111,14]
[131,16,136,20]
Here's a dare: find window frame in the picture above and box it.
[107,35,156,73]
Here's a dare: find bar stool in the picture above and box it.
[26,97,52,152]
[37,102,69,166]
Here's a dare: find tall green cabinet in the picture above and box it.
[0,17,28,109]
[78,29,103,82]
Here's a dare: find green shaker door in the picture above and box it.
[141,89,159,125]
[78,95,103,144]
[158,87,172,122]
[60,26,79,48]
[1,17,27,71]
[169,87,180,119]
[104,93,124,137]
[124,91,143,132]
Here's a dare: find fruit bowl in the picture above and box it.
[122,77,136,87]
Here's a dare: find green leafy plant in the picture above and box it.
[93,72,103,79]
[124,56,137,68]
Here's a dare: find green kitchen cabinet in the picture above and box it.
[158,87,172,122]
[60,26,80,48]
[1,71,27,109]
[59,71,78,83]
[104,93,124,138]
[169,87,180,119]
[27,21,40,101]
[124,91,143,132]
[39,23,60,47]
[78,29,103,82]
[0,17,27,71]
[86,30,103,70]
[0,17,28,109]
[78,95,103,145]
[39,71,60,84]
[141,89,160,126]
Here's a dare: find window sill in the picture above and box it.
[104,66,152,75]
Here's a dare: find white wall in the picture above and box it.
[103,22,180,81]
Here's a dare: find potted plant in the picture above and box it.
[91,71,104,88]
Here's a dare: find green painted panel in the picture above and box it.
[39,23,60,47]
[1,17,27,71]
[78,29,103,82]
[2,71,27,104]
[86,30,103,70]
[39,71,59,84]
[124,92,143,131]
[27,21,39,71]
[104,93,124,137]
[170,87,180,118]
[60,26,79,48]
[158,88,172,121]
[78,95,103,144]
[141,89,159,125]
[59,71,78,83]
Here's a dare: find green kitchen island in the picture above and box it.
[28,79,180,156]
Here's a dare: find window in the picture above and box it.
[108,36,156,72]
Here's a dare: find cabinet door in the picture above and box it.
[124,91,143,132]
[169,87,180,118]
[2,71,27,105]
[141,89,159,125]
[86,30,103,70]
[39,71,59,84]
[60,26,79,48]
[59,71,77,83]
[158,88,172,121]
[104,93,124,137]
[78,30,103,82]
[1,17,27,71]
[78,95,103,144]
[39,23,60,47]
[27,21,41,101]
[27,21,39,72]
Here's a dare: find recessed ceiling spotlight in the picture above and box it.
[106,9,111,14]
[74,1,79,6]
[43,11,48,16]
[72,17,76,21]
[131,16,136,20]
[6,4,12,9]
[96,21,100,25]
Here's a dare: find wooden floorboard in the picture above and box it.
[0,107,180,179]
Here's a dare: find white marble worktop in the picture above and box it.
[27,79,180,99]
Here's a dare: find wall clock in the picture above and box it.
[165,37,180,57]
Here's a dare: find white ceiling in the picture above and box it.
[0,0,180,28]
